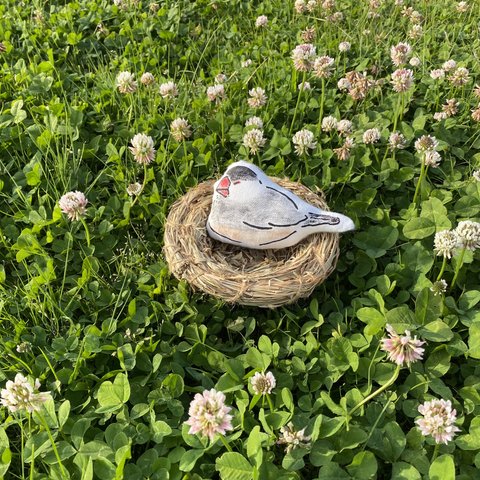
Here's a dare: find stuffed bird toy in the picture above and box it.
[207,161,355,249]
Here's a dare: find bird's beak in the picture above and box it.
[216,176,231,198]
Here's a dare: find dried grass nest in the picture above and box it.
[164,178,340,308]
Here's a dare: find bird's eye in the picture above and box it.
[233,181,241,185]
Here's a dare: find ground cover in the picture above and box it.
[0,0,480,478]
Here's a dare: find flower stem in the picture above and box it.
[436,256,447,282]
[266,393,275,412]
[289,71,305,135]
[218,434,233,452]
[451,247,466,288]
[348,365,401,417]
[431,443,440,462]
[80,217,91,247]
[37,412,67,477]
[317,78,326,134]
[412,153,426,205]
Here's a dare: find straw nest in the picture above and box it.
[164,178,340,308]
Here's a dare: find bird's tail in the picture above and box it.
[305,212,355,233]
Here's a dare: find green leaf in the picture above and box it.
[58,400,71,429]
[216,452,254,480]
[179,449,205,472]
[403,217,436,239]
[420,198,451,230]
[0,426,11,477]
[246,426,264,468]
[97,373,130,413]
[456,417,480,450]
[415,287,443,324]
[420,320,453,342]
[391,462,421,479]
[151,421,172,443]
[353,226,398,258]
[346,451,377,479]
[468,323,480,359]
[429,454,455,480]
[356,307,385,335]
[383,422,406,461]
[245,347,271,370]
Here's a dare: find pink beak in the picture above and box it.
[216,176,231,198]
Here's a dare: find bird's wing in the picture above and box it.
[236,184,313,229]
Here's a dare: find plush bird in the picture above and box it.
[207,161,355,249]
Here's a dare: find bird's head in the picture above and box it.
[214,165,258,199]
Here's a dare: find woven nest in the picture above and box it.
[164,178,340,308]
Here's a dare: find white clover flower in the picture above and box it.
[241,59,253,68]
[250,371,276,395]
[170,118,192,142]
[337,119,353,136]
[277,423,311,454]
[390,42,412,66]
[430,69,445,80]
[313,56,335,79]
[456,1,469,12]
[408,24,423,39]
[59,191,88,221]
[414,135,438,153]
[339,41,351,52]
[16,342,32,353]
[306,0,317,12]
[472,105,480,122]
[334,136,354,161]
[247,87,267,108]
[185,389,233,441]
[126,182,142,196]
[430,279,448,296]
[424,151,442,167]
[433,112,448,122]
[116,71,138,94]
[416,399,460,444]
[129,133,156,164]
[321,115,338,132]
[255,15,268,27]
[442,98,459,117]
[409,56,421,67]
[245,116,263,129]
[448,67,470,87]
[243,128,266,154]
[434,230,458,258]
[363,128,381,144]
[389,131,407,149]
[140,72,155,85]
[391,68,414,92]
[301,26,316,43]
[1,374,51,413]
[292,129,317,156]
[291,44,317,72]
[337,78,351,91]
[455,221,480,250]
[207,84,226,102]
[381,324,425,367]
[294,0,307,14]
[159,81,178,99]
[442,60,457,71]
[298,81,311,91]
[472,170,480,182]
[215,73,227,84]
